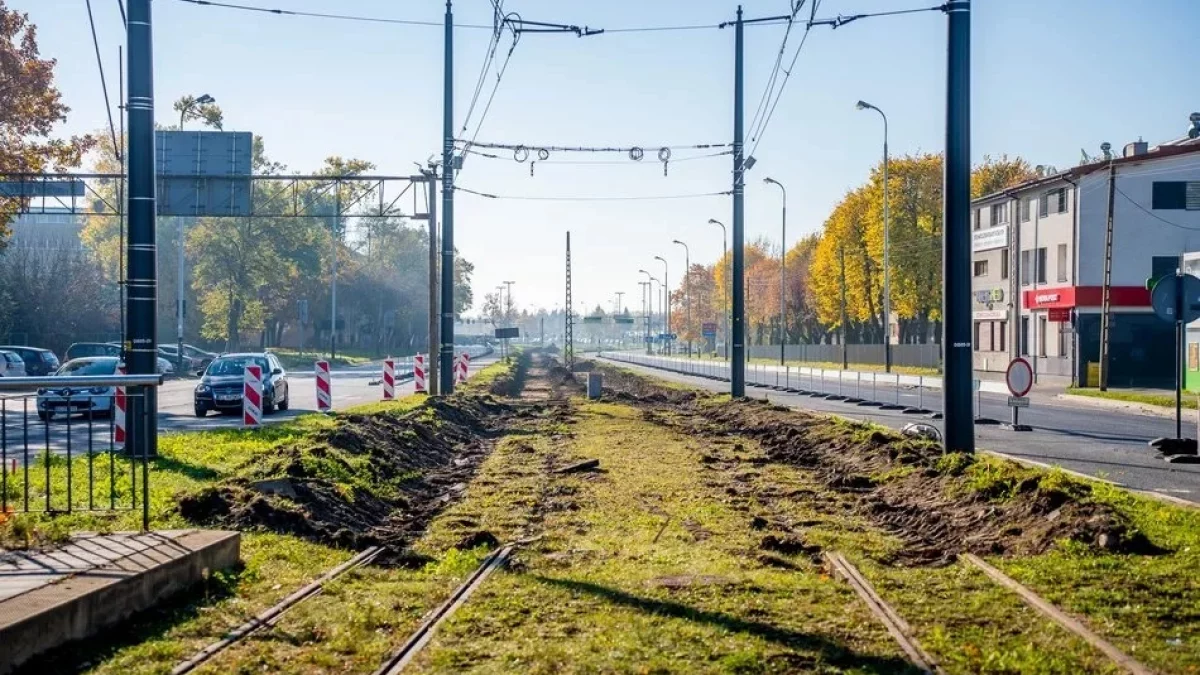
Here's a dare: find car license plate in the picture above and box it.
[218,394,241,402]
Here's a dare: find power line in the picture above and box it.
[85,0,121,160]
[747,1,807,146]
[171,0,496,28]
[116,0,126,25]
[461,4,507,138]
[747,1,819,158]
[461,14,522,151]
[456,185,731,201]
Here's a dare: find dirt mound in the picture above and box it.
[591,362,696,404]
[178,394,512,550]
[602,367,1162,566]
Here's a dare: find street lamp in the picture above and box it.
[639,269,660,354]
[763,177,787,366]
[654,255,669,354]
[709,218,728,360]
[638,281,651,353]
[179,93,215,130]
[672,240,691,356]
[857,99,892,372]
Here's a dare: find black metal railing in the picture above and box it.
[0,374,161,530]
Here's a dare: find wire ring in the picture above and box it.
[537,148,550,161]
[514,146,529,163]
[658,147,672,162]
[629,147,644,161]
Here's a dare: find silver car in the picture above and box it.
[0,350,26,377]
[36,357,121,421]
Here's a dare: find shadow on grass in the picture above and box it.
[13,563,246,675]
[529,574,922,674]
[153,455,220,481]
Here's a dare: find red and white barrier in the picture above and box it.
[456,352,470,384]
[315,360,332,412]
[414,354,426,393]
[382,359,395,400]
[114,365,126,446]
[243,364,263,427]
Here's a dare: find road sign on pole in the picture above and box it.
[1004,357,1033,431]
[1149,271,1200,454]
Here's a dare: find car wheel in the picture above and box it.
[37,410,50,422]
[277,391,289,411]
[194,405,207,418]
[263,392,276,415]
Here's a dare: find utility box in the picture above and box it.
[587,373,602,400]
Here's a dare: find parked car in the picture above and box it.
[0,346,60,376]
[194,352,289,417]
[158,344,205,374]
[35,356,121,421]
[0,350,26,377]
[67,342,121,361]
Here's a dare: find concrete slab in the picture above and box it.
[0,529,240,674]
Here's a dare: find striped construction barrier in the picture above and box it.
[456,352,470,384]
[115,364,126,446]
[414,354,426,393]
[383,359,395,400]
[315,360,332,412]
[243,364,263,428]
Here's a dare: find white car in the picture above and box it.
[0,350,26,377]
[36,357,121,421]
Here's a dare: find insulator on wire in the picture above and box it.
[514,146,529,163]
[663,160,669,176]
[537,148,550,161]
[629,147,644,161]
[530,161,536,177]
[657,147,672,162]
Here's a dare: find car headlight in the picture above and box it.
[36,388,47,395]
[195,384,211,393]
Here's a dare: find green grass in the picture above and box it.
[270,347,378,370]
[1066,386,1196,410]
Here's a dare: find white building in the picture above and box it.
[971,121,1200,388]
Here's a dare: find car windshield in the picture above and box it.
[207,356,269,376]
[57,359,118,376]
[70,344,113,358]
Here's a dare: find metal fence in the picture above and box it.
[746,343,942,369]
[1,374,161,530]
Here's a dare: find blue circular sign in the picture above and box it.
[1151,273,1200,323]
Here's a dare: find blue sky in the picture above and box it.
[17,0,1200,312]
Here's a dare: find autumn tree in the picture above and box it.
[0,3,94,246]
[971,154,1037,199]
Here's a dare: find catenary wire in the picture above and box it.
[85,0,121,160]
[456,186,731,201]
[172,0,496,28]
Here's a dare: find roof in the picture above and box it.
[972,141,1200,205]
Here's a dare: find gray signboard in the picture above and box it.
[155,130,252,216]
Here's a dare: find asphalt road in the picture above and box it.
[0,357,495,463]
[599,354,1200,505]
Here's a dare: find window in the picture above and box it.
[1041,187,1067,215]
[990,202,1007,225]
[1153,181,1200,210]
[973,322,981,351]
[1039,192,1049,218]
[1020,250,1032,286]
[1020,198,1031,222]
[973,208,981,230]
[1020,317,1030,356]
[1057,244,1068,282]
[973,260,989,277]
[1038,317,1048,356]
[1036,247,1048,284]
[998,321,1007,353]
[1000,248,1009,279]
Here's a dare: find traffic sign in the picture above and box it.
[1006,357,1033,397]
[702,322,718,337]
[1007,396,1030,408]
[1151,272,1200,324]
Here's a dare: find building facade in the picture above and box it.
[971,135,1200,388]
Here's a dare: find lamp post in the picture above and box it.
[763,177,787,365]
[709,218,728,360]
[672,240,691,357]
[639,270,658,354]
[638,281,651,353]
[175,92,215,375]
[857,99,891,372]
[654,255,669,354]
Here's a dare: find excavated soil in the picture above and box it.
[180,376,521,550]
[589,360,1162,566]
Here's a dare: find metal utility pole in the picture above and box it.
[440,0,457,394]
[764,177,786,365]
[639,270,656,354]
[709,219,728,360]
[1099,163,1117,391]
[126,0,158,457]
[639,281,650,353]
[565,232,574,368]
[943,0,974,453]
[731,5,746,398]
[425,167,440,395]
[654,256,669,353]
[856,100,891,371]
[672,240,690,356]
[330,183,341,360]
[615,291,624,315]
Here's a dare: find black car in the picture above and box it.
[193,352,290,417]
[66,342,122,361]
[0,346,60,376]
